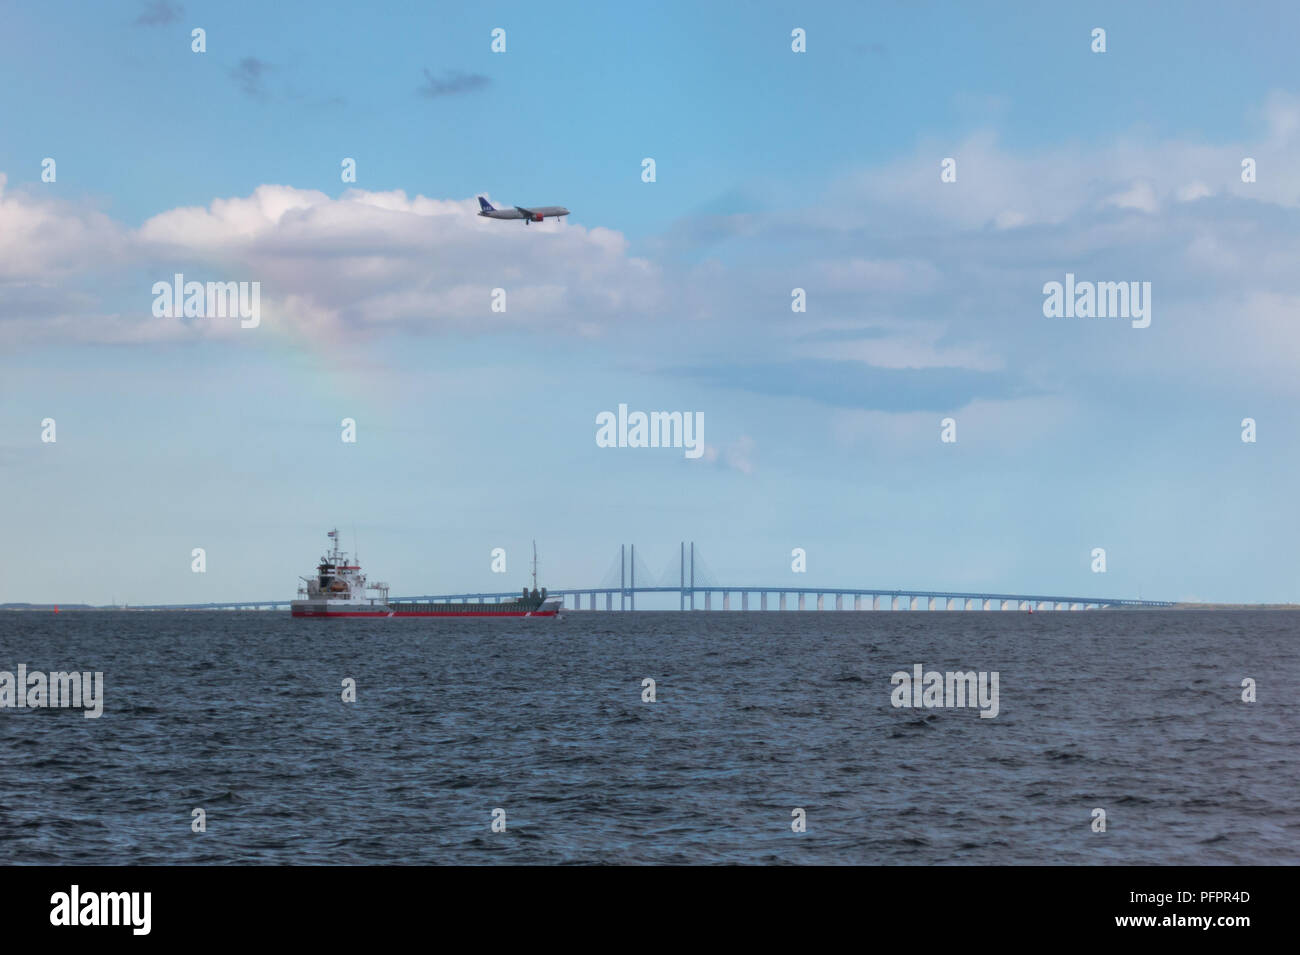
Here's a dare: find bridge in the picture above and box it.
[124,542,1175,611]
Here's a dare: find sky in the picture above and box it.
[1,0,1298,605]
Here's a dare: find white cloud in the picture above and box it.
[1177,181,1213,202]
[703,435,757,474]
[830,98,1300,233]
[0,182,662,345]
[4,89,1300,404]
[829,394,1077,452]
[0,174,129,282]
[789,317,1003,372]
[1106,180,1159,213]
[817,257,941,293]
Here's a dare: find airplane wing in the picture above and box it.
[514,206,537,217]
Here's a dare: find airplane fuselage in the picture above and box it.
[477,198,570,224]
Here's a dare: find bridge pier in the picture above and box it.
[706,592,713,610]
[816,594,824,611]
[908,596,917,610]
[760,592,767,610]
[779,593,787,610]
[854,595,862,610]
[835,595,842,611]
[799,593,806,611]
[742,592,749,610]
[983,599,991,611]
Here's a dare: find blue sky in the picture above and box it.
[2,0,1299,604]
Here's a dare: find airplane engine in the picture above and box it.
[533,213,544,222]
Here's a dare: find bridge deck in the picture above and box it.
[125,586,1173,611]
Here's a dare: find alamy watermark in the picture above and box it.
[890,664,999,718]
[152,273,261,328]
[1,665,103,718]
[50,885,150,935]
[595,404,704,459]
[1042,273,1150,328]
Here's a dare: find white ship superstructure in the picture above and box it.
[292,530,392,614]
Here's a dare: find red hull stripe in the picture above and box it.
[292,610,558,618]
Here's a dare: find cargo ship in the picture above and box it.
[291,529,562,618]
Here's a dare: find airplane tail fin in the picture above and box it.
[477,196,495,211]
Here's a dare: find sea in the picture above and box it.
[1,610,1295,865]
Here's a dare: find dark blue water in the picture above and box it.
[0,610,1295,864]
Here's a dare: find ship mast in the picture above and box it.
[531,540,538,592]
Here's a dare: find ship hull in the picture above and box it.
[291,608,560,618]
[291,598,562,618]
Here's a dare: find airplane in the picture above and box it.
[477,196,570,225]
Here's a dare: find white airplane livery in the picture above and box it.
[477,196,570,224]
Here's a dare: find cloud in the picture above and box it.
[827,101,1300,236]
[0,180,660,346]
[229,57,273,99]
[417,69,490,98]
[660,92,1300,399]
[1106,180,1159,214]
[816,257,942,294]
[0,174,129,281]
[702,435,757,474]
[828,394,1076,453]
[1177,181,1213,202]
[134,187,660,342]
[724,435,756,474]
[674,360,1029,413]
[1259,89,1300,143]
[4,90,1300,408]
[788,318,1003,373]
[134,0,182,25]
